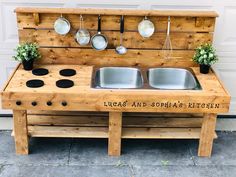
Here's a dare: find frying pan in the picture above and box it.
[75,15,90,46]
[91,15,108,51]
[54,14,71,35]
[138,16,155,38]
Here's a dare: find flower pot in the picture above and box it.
[200,64,210,74]
[22,59,34,70]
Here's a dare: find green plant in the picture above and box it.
[193,43,218,65]
[13,42,41,62]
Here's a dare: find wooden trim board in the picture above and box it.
[17,14,216,32]
[15,8,219,17]
[27,126,217,139]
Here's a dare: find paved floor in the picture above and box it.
[0,131,235,177]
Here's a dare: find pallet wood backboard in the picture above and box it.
[15,8,217,67]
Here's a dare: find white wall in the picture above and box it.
[0,0,236,115]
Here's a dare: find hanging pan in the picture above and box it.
[138,16,155,38]
[91,15,108,51]
[54,14,71,35]
[75,15,90,46]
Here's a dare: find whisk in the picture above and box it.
[162,16,172,59]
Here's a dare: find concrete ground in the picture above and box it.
[0,131,236,177]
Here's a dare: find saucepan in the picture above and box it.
[54,14,71,35]
[138,16,155,38]
[75,15,90,46]
[91,15,108,51]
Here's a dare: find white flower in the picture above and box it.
[209,53,213,58]
[200,50,205,55]
[204,54,207,58]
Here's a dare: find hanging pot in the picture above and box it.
[75,15,90,46]
[54,14,71,35]
[200,64,210,74]
[22,59,34,71]
[138,16,155,38]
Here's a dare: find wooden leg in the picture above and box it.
[198,113,217,157]
[13,110,29,155]
[108,112,122,156]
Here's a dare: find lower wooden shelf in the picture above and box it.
[28,126,108,138]
[26,126,217,139]
[11,112,217,139]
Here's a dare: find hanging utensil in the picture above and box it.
[138,16,155,38]
[115,15,127,55]
[54,14,71,35]
[75,15,90,46]
[162,16,172,59]
[91,15,108,51]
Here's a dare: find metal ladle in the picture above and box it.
[116,15,127,55]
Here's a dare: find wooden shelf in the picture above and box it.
[28,126,108,138]
[123,128,217,139]
[15,7,218,17]
[26,126,217,139]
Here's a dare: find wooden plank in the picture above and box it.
[33,13,40,25]
[19,29,213,50]
[198,113,217,157]
[108,112,122,156]
[27,114,203,128]
[27,126,217,139]
[15,8,219,17]
[3,93,229,113]
[211,68,231,96]
[17,14,216,32]
[27,110,109,116]
[37,48,196,67]
[122,127,217,139]
[0,64,20,92]
[13,110,29,155]
[27,111,202,117]
[28,126,108,138]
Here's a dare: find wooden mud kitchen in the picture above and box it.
[1,8,230,157]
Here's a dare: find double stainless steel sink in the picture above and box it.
[93,67,201,90]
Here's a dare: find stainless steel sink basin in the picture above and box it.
[94,67,143,89]
[147,68,200,90]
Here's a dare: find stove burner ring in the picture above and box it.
[56,79,74,88]
[32,68,49,76]
[26,79,44,88]
[59,69,76,77]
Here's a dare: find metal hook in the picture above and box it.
[80,14,83,21]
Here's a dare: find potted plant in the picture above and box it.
[193,43,218,74]
[13,43,41,70]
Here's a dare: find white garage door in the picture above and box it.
[0,0,235,115]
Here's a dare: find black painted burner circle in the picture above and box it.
[59,69,76,77]
[32,68,49,76]
[56,79,74,88]
[26,79,44,88]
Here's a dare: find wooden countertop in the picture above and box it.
[1,64,230,113]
